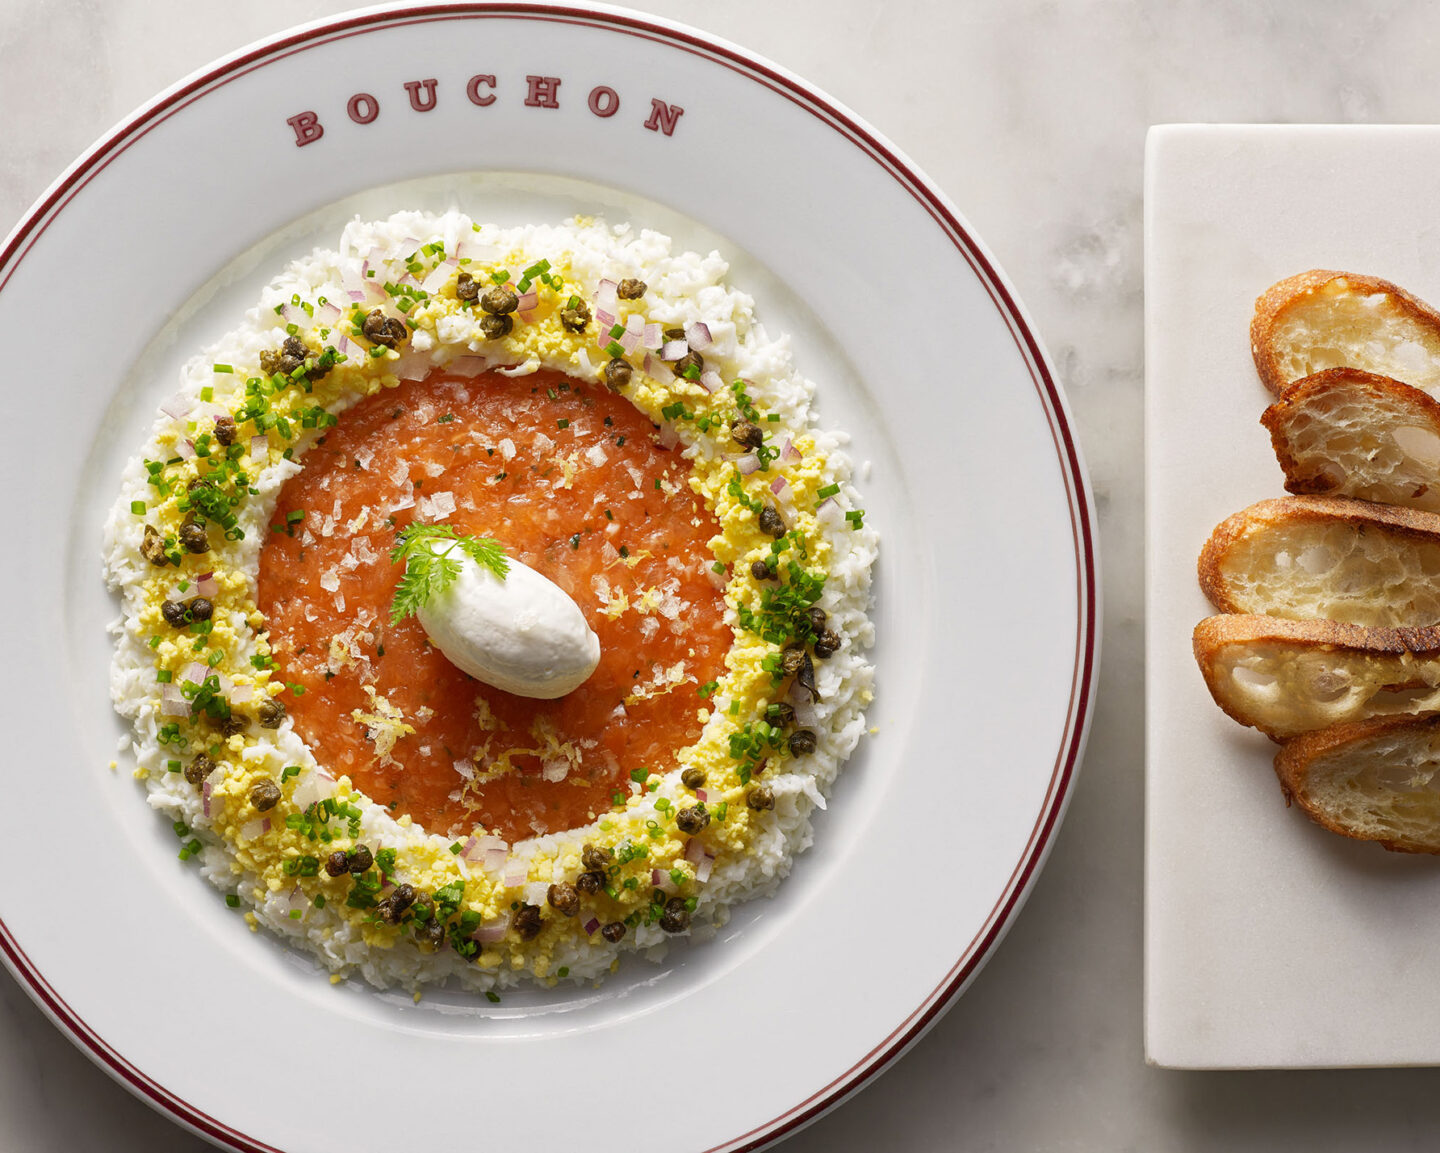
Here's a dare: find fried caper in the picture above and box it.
[455,272,480,302]
[672,350,705,379]
[362,309,408,349]
[603,357,633,390]
[600,921,627,943]
[766,702,796,726]
[140,524,170,567]
[415,918,447,949]
[377,884,418,925]
[788,729,818,756]
[757,504,785,538]
[187,597,213,622]
[161,599,189,627]
[616,278,647,300]
[220,714,249,737]
[780,645,807,677]
[746,785,775,811]
[676,806,710,835]
[806,606,828,634]
[257,697,286,729]
[512,903,543,940]
[576,870,604,896]
[479,312,513,340]
[750,560,775,581]
[184,753,216,786]
[212,414,237,446]
[347,844,374,874]
[813,630,842,659]
[659,897,691,934]
[179,517,209,554]
[547,882,580,917]
[325,850,350,878]
[249,778,281,812]
[479,286,518,315]
[582,844,613,871]
[731,420,765,450]
[681,767,706,790]
[560,300,591,333]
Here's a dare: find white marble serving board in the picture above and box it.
[1145,123,1440,1069]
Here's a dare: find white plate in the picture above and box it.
[1145,123,1440,1069]
[0,4,1096,1147]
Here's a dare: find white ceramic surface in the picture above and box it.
[1145,123,1440,1069]
[0,5,1093,1151]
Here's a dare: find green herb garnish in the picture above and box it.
[389,523,509,624]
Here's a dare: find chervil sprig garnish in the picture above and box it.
[389,524,509,624]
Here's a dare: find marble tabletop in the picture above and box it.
[6,0,1440,1149]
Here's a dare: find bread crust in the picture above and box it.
[1275,714,1440,853]
[1260,369,1440,502]
[1197,494,1440,615]
[1193,614,1440,738]
[1250,270,1440,396]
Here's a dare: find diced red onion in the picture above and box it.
[583,917,600,936]
[159,392,192,421]
[456,239,500,263]
[737,453,761,475]
[195,573,219,597]
[595,307,616,328]
[643,323,663,350]
[279,301,302,325]
[770,476,788,495]
[393,351,430,381]
[660,339,687,361]
[696,788,708,803]
[160,684,188,717]
[817,499,846,530]
[449,355,488,377]
[421,257,459,294]
[651,868,678,894]
[782,438,802,463]
[625,311,644,334]
[183,661,208,684]
[263,817,271,833]
[619,328,641,354]
[401,236,421,253]
[595,329,612,351]
[657,424,680,450]
[202,780,212,817]
[397,272,420,289]
[250,434,268,460]
[484,847,507,872]
[503,861,528,888]
[229,684,254,705]
[240,817,266,841]
[684,322,712,350]
[642,353,654,375]
[698,370,724,394]
[472,920,509,944]
[175,439,196,461]
[696,853,715,883]
[516,289,538,312]
[347,288,366,303]
[596,279,618,310]
[316,301,342,325]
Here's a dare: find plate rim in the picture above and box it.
[0,3,1099,1149]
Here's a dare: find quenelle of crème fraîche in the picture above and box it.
[417,549,601,699]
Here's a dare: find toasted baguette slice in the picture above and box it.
[1261,368,1440,512]
[1251,270,1440,396]
[1275,714,1440,853]
[1193,614,1440,739]
[1198,495,1440,626]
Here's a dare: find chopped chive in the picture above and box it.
[131,500,146,515]
[816,483,841,500]
[156,669,173,683]
[225,894,240,908]
[711,561,726,574]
